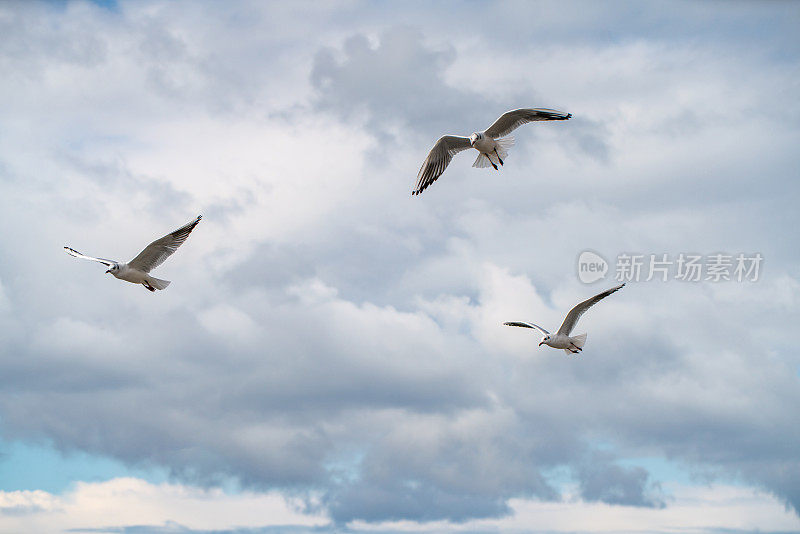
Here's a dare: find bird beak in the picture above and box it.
[105,269,111,274]
[538,341,544,346]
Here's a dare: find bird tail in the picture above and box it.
[564,333,587,355]
[495,136,515,159]
[473,152,493,168]
[146,276,171,291]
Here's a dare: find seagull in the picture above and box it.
[504,284,624,355]
[412,108,571,195]
[65,215,202,292]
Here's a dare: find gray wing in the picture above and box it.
[412,135,472,196]
[556,283,625,336]
[503,321,550,336]
[484,108,571,139]
[127,215,202,273]
[64,247,116,267]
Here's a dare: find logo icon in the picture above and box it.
[577,250,609,284]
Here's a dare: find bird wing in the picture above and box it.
[127,215,202,273]
[64,247,117,267]
[503,321,550,336]
[412,135,472,196]
[556,283,625,336]
[484,108,571,139]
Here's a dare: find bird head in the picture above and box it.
[106,264,119,274]
[539,335,550,347]
[469,132,480,146]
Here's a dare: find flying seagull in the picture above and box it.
[412,108,571,195]
[504,283,624,355]
[65,215,202,292]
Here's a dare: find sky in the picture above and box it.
[0,0,799,532]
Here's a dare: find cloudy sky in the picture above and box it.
[1,1,799,532]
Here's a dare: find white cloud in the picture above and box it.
[33,317,126,357]
[0,478,326,533]
[0,0,799,528]
[3,478,797,533]
[197,304,259,346]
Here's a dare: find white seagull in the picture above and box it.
[504,284,624,355]
[65,215,202,292]
[412,108,571,195]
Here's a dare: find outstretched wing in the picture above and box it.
[412,135,472,196]
[503,321,550,336]
[556,283,625,336]
[64,247,116,267]
[484,108,571,139]
[127,215,202,273]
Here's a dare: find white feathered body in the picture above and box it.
[471,134,498,154]
[471,133,515,168]
[112,264,171,290]
[542,333,588,355]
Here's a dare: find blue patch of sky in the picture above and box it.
[323,449,365,486]
[50,0,118,9]
[40,0,119,14]
[580,440,707,488]
[616,456,694,486]
[90,0,118,9]
[540,452,698,495]
[0,438,167,493]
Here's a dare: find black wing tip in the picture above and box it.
[536,109,571,120]
[603,283,625,296]
[412,184,428,196]
[186,215,202,229]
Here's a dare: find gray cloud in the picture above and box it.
[325,407,560,523]
[576,454,665,508]
[310,26,495,157]
[0,0,799,530]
